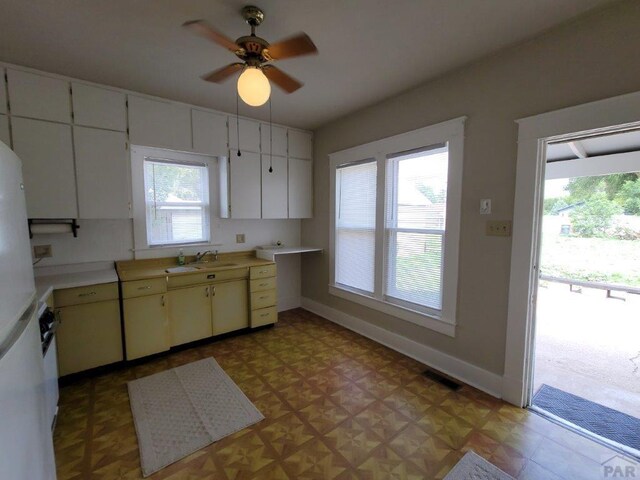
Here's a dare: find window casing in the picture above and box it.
[329,118,465,336]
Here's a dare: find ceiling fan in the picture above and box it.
[183,5,318,106]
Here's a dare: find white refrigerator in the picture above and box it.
[0,141,57,479]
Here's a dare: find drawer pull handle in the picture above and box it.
[138,286,152,290]
[259,283,268,287]
[212,286,216,296]
[260,313,269,317]
[259,270,267,274]
[78,291,97,297]
[161,295,165,307]
[259,295,268,300]
[205,286,210,297]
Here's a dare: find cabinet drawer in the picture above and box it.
[250,289,277,310]
[251,306,277,328]
[54,282,118,307]
[167,267,248,289]
[250,277,276,292]
[122,277,167,299]
[250,264,276,280]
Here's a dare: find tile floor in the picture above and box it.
[54,308,629,479]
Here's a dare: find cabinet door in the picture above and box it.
[229,149,261,218]
[71,83,127,131]
[0,115,9,147]
[123,294,170,360]
[211,280,248,335]
[260,124,287,157]
[192,109,228,156]
[168,285,212,346]
[56,300,123,376]
[288,157,313,218]
[7,69,71,123]
[74,126,130,219]
[12,117,77,218]
[288,129,312,159]
[261,154,288,219]
[128,95,191,151]
[229,118,260,153]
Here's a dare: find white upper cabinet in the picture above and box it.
[0,72,6,114]
[12,117,77,218]
[128,95,191,151]
[229,118,260,153]
[260,124,287,157]
[7,69,71,123]
[229,150,261,218]
[71,83,127,131]
[261,155,288,219]
[192,109,228,156]
[288,157,313,218]
[74,126,130,219]
[0,115,9,147]
[288,129,313,160]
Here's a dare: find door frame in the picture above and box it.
[503,90,640,407]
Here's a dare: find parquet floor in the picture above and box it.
[54,308,626,479]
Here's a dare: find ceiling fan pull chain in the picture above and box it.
[236,89,241,157]
[269,97,273,173]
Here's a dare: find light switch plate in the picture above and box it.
[480,199,492,215]
[486,220,512,237]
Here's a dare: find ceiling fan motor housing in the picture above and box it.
[242,6,264,27]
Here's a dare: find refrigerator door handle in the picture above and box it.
[0,298,36,363]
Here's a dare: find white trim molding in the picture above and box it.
[505,90,640,407]
[301,297,503,398]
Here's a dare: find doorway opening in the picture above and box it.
[530,130,640,455]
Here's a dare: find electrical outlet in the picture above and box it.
[486,220,512,237]
[33,244,53,258]
[236,233,245,244]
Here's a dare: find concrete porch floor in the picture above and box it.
[533,282,640,419]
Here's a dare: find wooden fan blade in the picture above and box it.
[202,63,244,83]
[263,65,303,93]
[265,33,317,60]
[183,20,239,53]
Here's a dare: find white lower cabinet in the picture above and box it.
[74,126,130,219]
[0,115,9,147]
[11,117,77,218]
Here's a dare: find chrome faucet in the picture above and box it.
[194,250,218,263]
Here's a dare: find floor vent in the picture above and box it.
[422,369,461,391]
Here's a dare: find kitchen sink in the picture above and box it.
[165,262,239,273]
[165,266,201,273]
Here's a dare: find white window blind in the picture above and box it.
[143,158,210,246]
[384,145,448,311]
[335,160,377,293]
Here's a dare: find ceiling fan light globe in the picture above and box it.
[237,67,271,106]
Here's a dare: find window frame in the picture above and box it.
[328,117,465,337]
[131,145,218,252]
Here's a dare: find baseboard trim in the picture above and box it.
[301,297,503,399]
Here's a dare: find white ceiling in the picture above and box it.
[0,0,614,129]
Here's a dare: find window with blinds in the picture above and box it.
[143,158,210,246]
[335,160,377,293]
[385,145,448,311]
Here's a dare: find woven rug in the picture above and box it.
[444,451,514,480]
[128,357,264,477]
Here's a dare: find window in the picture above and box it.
[335,160,377,293]
[143,159,209,246]
[329,118,464,336]
[385,145,448,313]
[130,146,215,251]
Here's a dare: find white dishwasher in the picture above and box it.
[39,304,59,431]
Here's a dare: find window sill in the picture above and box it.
[328,284,456,337]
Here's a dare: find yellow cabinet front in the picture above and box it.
[168,285,213,347]
[56,300,123,376]
[211,280,249,335]
[123,293,170,360]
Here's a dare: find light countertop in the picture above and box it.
[34,261,118,303]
